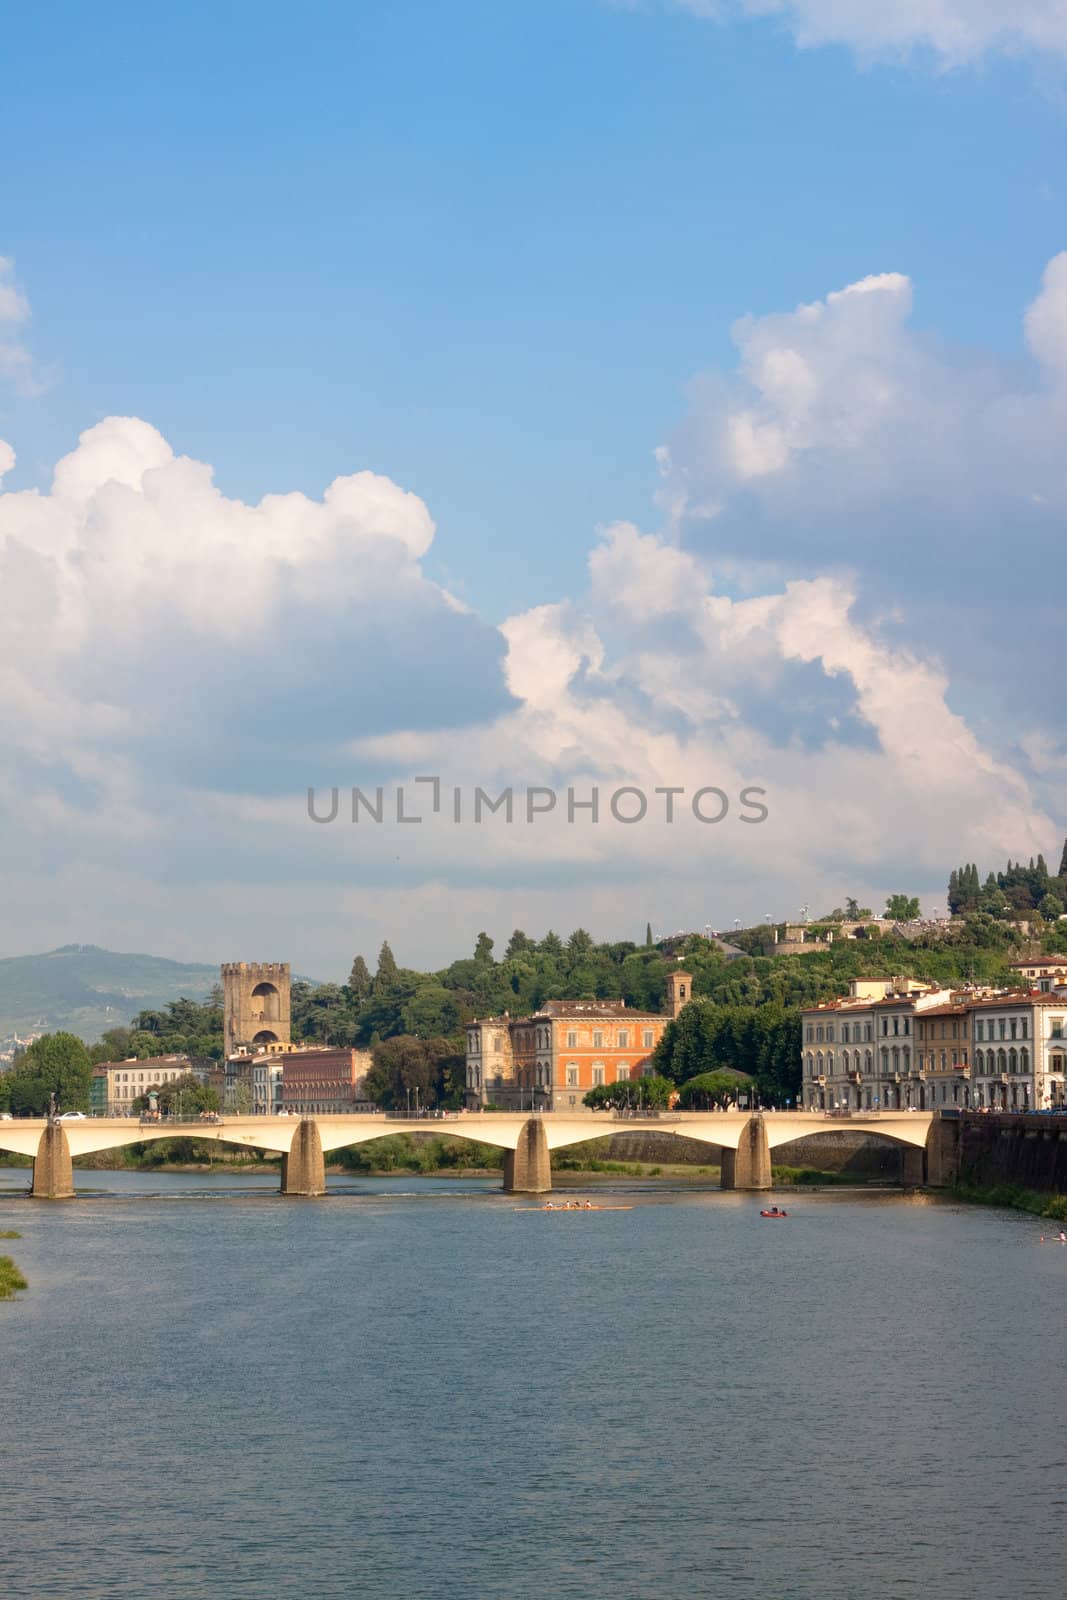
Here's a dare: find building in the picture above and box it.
[95,1054,201,1114]
[800,978,947,1111]
[250,1055,284,1116]
[280,1047,373,1114]
[465,971,691,1111]
[802,980,1067,1113]
[221,961,292,1053]
[1009,956,1067,991]
[969,993,1067,1110]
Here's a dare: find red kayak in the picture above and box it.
[760,1208,788,1218]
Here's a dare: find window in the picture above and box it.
[826,1025,835,1043]
[567,1030,578,1048]
[1051,1019,1063,1040]
[643,1030,654,1049]
[617,1065,630,1081]
[1010,1019,1018,1040]
[592,1065,605,1086]
[618,1030,629,1048]
[864,1023,872,1042]
[494,1034,503,1052]
[1021,1019,1029,1039]
[566,1065,579,1087]
[593,1030,603,1049]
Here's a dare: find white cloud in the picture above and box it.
[674,1,1067,63]
[0,415,511,810]
[1,259,1061,972]
[656,252,1067,735]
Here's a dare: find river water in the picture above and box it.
[1,1170,1064,1600]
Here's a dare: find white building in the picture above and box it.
[801,979,948,1111]
[99,1055,201,1114]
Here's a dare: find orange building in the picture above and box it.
[466,970,691,1110]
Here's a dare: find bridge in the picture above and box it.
[0,1110,959,1198]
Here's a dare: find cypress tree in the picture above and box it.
[646,922,654,947]
[1059,837,1067,879]
[347,955,371,1002]
[375,941,399,991]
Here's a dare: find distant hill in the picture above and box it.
[0,945,220,1047]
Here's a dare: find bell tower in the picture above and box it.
[666,969,692,1019]
[221,961,292,1053]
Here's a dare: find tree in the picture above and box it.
[645,922,654,947]
[582,1075,674,1110]
[1039,893,1064,922]
[374,941,400,992]
[473,931,495,965]
[6,1032,92,1115]
[347,955,372,1003]
[676,1069,752,1109]
[400,985,469,1039]
[363,1035,456,1109]
[134,1073,220,1115]
[884,894,920,921]
[1059,838,1067,880]
[505,930,532,959]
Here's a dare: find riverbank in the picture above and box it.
[947,1179,1067,1221]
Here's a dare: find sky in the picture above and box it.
[2,0,1067,978]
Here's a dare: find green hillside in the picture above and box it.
[0,945,219,1046]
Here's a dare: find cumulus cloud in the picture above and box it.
[0,417,512,817]
[656,253,1067,747]
[2,266,1061,970]
[335,518,1051,943]
[674,1,1067,63]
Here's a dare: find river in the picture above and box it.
[1,1171,1064,1600]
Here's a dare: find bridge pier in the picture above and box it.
[31,1124,75,1199]
[720,1114,771,1191]
[925,1116,960,1187]
[503,1117,551,1193]
[900,1144,926,1186]
[280,1119,326,1196]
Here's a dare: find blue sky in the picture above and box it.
[2,0,1067,974]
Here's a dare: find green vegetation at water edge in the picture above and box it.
[334,1135,505,1173]
[948,1180,1067,1221]
[0,1255,28,1300]
[0,1229,21,1238]
[771,1165,861,1186]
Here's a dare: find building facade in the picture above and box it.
[465,971,690,1111]
[802,981,1067,1112]
[279,1047,373,1114]
[1009,957,1067,991]
[95,1054,201,1114]
[801,979,948,1111]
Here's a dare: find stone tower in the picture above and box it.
[221,962,291,1053]
[665,969,693,1019]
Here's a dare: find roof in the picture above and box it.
[1010,956,1067,967]
[534,1000,664,1020]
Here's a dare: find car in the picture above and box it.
[0,1111,12,1120]
[55,1110,87,1120]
